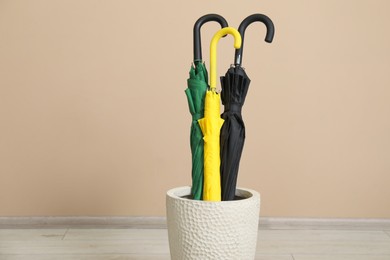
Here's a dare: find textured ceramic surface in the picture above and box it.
[166,186,260,260]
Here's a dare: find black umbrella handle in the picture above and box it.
[235,14,275,66]
[194,14,228,62]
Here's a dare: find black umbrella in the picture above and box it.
[220,14,275,201]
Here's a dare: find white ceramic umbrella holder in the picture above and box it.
[166,186,260,259]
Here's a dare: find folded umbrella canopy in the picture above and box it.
[198,27,241,201]
[185,14,228,200]
[220,14,275,201]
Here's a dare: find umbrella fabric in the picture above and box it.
[198,90,224,201]
[220,66,251,201]
[185,61,208,200]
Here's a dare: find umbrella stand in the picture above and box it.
[186,14,228,200]
[198,27,241,201]
[220,14,275,200]
[167,186,260,259]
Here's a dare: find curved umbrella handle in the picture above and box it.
[194,14,229,62]
[234,14,275,66]
[210,27,242,91]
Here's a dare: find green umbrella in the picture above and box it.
[185,14,228,200]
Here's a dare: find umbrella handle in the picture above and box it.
[210,27,242,91]
[234,14,275,66]
[194,14,229,63]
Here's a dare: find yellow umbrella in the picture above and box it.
[198,27,242,201]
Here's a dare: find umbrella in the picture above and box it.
[185,14,228,200]
[198,27,241,201]
[220,14,275,201]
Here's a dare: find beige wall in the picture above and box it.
[1,0,390,218]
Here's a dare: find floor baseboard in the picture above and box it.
[258,217,390,230]
[0,216,166,229]
[1,216,390,230]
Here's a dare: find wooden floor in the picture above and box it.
[1,219,390,259]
